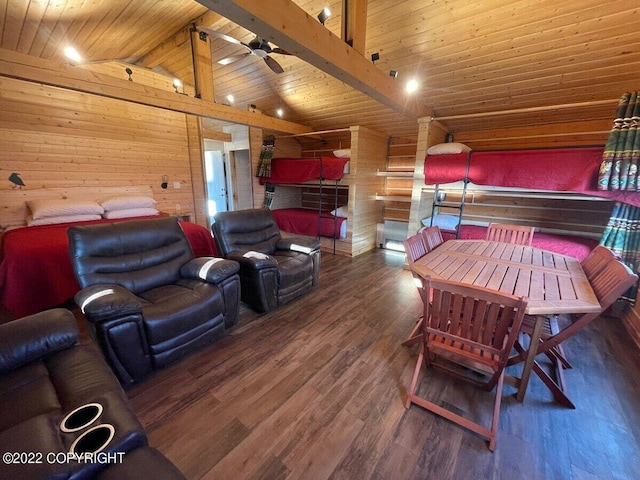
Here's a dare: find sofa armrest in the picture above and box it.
[277,236,321,253]
[75,284,143,323]
[226,250,278,269]
[0,308,78,374]
[180,257,240,284]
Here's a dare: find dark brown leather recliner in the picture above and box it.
[212,208,321,313]
[68,217,240,387]
[0,308,185,479]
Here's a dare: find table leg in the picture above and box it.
[516,315,544,402]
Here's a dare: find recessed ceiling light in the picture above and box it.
[405,78,419,94]
[226,94,234,104]
[64,46,82,63]
[276,108,284,117]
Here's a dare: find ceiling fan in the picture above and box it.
[196,26,291,74]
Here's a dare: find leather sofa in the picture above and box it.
[0,308,185,479]
[67,217,241,387]
[212,208,321,313]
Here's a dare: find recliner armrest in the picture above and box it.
[0,308,78,374]
[277,236,321,253]
[181,257,240,284]
[226,250,278,269]
[75,284,143,323]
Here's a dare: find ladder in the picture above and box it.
[430,151,471,238]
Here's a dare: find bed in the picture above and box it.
[260,156,350,242]
[439,224,598,261]
[0,216,217,318]
[272,208,347,239]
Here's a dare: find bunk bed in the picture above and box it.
[423,146,616,260]
[259,156,350,251]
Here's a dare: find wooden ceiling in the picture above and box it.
[1,0,639,140]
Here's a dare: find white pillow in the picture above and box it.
[333,149,351,158]
[27,199,104,220]
[421,214,459,230]
[102,207,159,219]
[26,214,102,226]
[330,206,348,217]
[100,195,156,211]
[426,142,471,155]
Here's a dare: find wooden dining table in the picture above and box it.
[410,239,601,402]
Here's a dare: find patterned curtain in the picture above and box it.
[598,91,640,191]
[600,202,640,302]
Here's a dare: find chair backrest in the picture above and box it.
[581,245,616,279]
[68,217,194,294]
[421,226,444,252]
[486,223,535,246]
[541,258,638,353]
[212,208,282,257]
[422,277,528,376]
[403,233,428,265]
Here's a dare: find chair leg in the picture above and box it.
[405,346,425,408]
[402,317,423,347]
[488,370,506,452]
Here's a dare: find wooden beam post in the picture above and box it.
[0,47,312,135]
[197,0,432,119]
[342,0,368,54]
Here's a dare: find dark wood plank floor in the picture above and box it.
[7,249,639,479]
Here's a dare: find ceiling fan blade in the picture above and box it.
[196,26,251,52]
[271,47,292,56]
[218,53,251,66]
[263,56,284,74]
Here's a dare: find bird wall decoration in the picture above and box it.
[9,172,25,189]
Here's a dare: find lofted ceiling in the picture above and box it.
[1,0,639,139]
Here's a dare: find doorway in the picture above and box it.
[204,150,228,225]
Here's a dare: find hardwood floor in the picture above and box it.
[120,249,640,479]
[5,249,638,479]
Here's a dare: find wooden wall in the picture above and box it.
[0,75,199,229]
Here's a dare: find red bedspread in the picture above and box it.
[0,217,217,317]
[272,208,346,239]
[259,157,349,184]
[441,225,598,261]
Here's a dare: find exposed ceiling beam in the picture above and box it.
[0,48,312,135]
[196,0,432,120]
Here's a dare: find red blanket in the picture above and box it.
[259,157,349,184]
[441,225,598,261]
[272,208,346,239]
[0,217,217,317]
[424,147,640,207]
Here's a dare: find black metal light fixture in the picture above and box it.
[371,52,380,63]
[389,70,398,78]
[317,7,331,25]
[125,68,133,81]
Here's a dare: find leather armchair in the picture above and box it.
[68,217,240,387]
[212,208,321,313]
[0,308,185,479]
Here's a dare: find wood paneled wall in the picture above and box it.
[0,76,199,229]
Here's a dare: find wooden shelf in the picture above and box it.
[376,195,412,202]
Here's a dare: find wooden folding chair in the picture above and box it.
[486,223,535,246]
[510,257,638,408]
[405,277,528,451]
[420,226,444,252]
[581,245,616,279]
[402,234,429,347]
